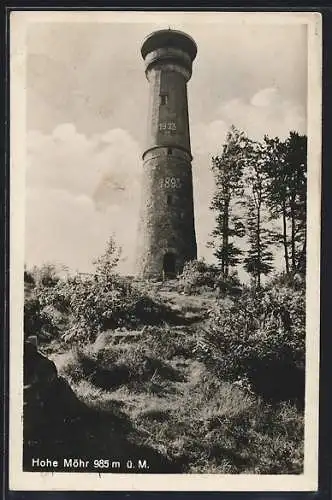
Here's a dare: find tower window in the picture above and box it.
[160,94,168,105]
[167,148,172,155]
[167,194,172,205]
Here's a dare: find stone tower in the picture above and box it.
[136,29,197,279]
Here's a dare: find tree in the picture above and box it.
[285,133,307,274]
[243,139,273,288]
[209,126,247,276]
[92,235,122,278]
[264,132,307,275]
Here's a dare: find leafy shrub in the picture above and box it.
[55,274,174,342]
[268,271,305,292]
[24,269,35,287]
[24,263,71,341]
[24,293,48,339]
[34,238,178,343]
[179,260,217,293]
[25,269,175,344]
[24,290,65,340]
[179,260,241,296]
[198,283,305,402]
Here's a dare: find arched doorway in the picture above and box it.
[163,252,176,278]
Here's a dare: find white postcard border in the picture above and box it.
[9,10,322,492]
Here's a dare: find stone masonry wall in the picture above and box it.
[136,147,197,278]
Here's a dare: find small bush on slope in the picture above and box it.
[24,237,179,345]
[24,284,67,341]
[199,283,305,403]
[178,260,241,296]
[25,268,178,345]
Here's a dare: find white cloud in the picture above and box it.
[25,124,142,274]
[219,87,306,140]
[250,87,281,107]
[191,87,305,158]
[191,120,228,157]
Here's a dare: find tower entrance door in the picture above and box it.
[163,252,176,278]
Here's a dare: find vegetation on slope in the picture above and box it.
[24,251,305,474]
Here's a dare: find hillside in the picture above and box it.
[23,278,304,474]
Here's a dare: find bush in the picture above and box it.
[30,272,177,345]
[25,271,176,345]
[24,291,65,340]
[29,263,65,288]
[61,274,174,342]
[179,260,217,294]
[24,239,180,344]
[24,263,71,341]
[268,271,305,292]
[198,283,305,403]
[179,260,241,296]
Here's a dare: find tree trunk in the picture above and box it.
[222,209,226,277]
[282,200,290,274]
[257,204,261,289]
[291,196,296,272]
[296,232,306,275]
[223,198,229,277]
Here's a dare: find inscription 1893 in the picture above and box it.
[160,177,181,189]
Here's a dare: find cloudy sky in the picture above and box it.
[24,13,308,275]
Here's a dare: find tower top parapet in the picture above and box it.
[141,29,197,62]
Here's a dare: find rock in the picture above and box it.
[23,341,181,473]
[24,341,58,387]
[23,341,86,451]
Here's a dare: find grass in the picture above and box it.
[49,327,304,474]
[33,282,304,475]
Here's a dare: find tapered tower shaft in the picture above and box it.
[136,29,197,279]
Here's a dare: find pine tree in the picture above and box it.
[285,132,307,274]
[264,132,307,275]
[209,126,246,276]
[243,140,273,288]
